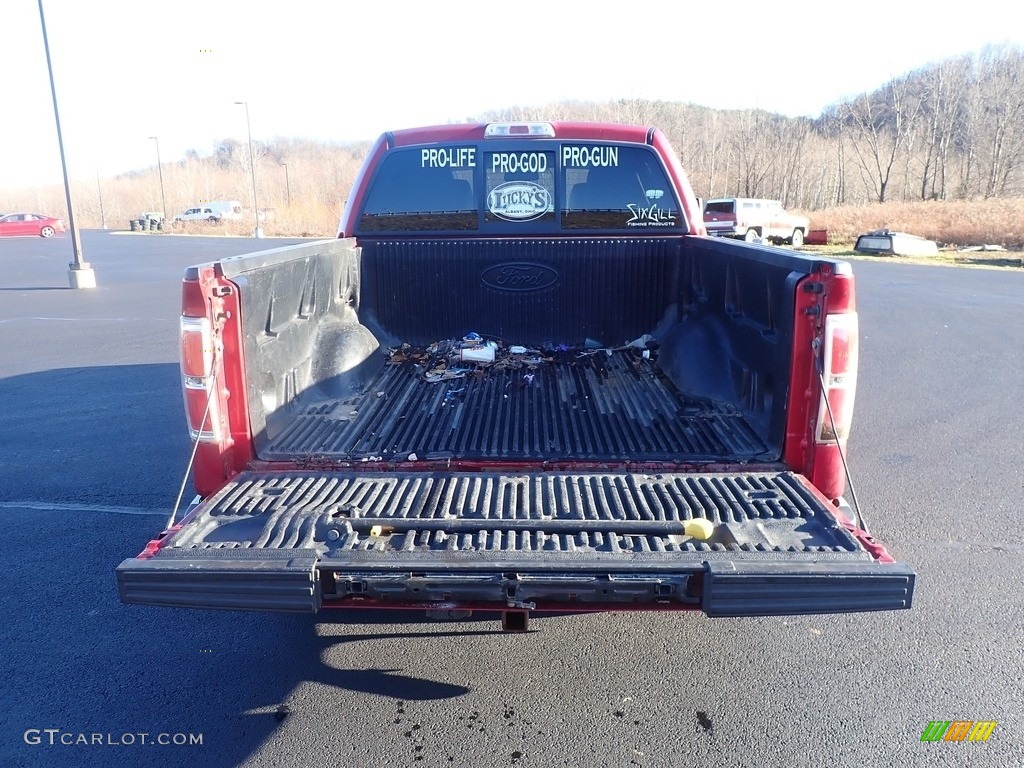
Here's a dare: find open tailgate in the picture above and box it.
[117,470,914,617]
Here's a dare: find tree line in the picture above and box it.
[486,44,1024,209]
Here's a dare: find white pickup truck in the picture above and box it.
[704,197,810,246]
[174,200,245,223]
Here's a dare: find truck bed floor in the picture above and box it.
[262,351,769,462]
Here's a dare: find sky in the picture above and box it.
[1,0,1021,188]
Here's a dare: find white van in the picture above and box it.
[174,201,245,223]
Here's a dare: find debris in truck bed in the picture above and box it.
[684,519,715,541]
[269,345,767,462]
[386,335,659,383]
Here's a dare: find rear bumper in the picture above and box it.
[701,560,915,617]
[116,555,915,616]
[704,226,743,237]
[117,554,320,613]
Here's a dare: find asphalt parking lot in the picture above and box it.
[1,230,1022,767]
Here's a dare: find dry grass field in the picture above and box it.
[795,198,1024,269]
[801,198,1024,250]
[132,196,1024,269]
[4,158,1023,264]
[12,185,1024,248]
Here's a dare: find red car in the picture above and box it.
[0,212,66,238]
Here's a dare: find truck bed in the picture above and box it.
[230,236,806,467]
[263,349,767,462]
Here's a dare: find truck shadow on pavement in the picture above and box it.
[0,363,191,506]
[0,363,531,767]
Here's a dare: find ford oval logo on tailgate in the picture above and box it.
[481,263,559,292]
[487,182,551,222]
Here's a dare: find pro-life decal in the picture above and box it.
[487,182,551,221]
[421,147,476,168]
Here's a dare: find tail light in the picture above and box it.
[815,312,859,443]
[180,316,221,443]
[177,268,253,496]
[788,267,858,501]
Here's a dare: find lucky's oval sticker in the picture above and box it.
[487,182,550,222]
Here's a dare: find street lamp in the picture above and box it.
[95,169,106,229]
[38,0,95,288]
[234,101,262,238]
[280,162,291,206]
[148,136,167,223]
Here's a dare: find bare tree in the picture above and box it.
[842,77,921,202]
[913,56,971,200]
[976,46,1024,197]
[776,117,811,206]
[728,110,777,197]
[820,107,848,205]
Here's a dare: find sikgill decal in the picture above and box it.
[623,189,675,227]
[480,263,558,292]
[625,199,676,227]
[487,182,551,222]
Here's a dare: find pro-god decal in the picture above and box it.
[562,146,619,168]
[421,147,476,168]
[490,153,548,174]
[480,262,559,292]
[487,182,550,221]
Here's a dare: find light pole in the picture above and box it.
[148,136,167,223]
[38,0,95,288]
[95,169,106,229]
[234,101,262,237]
[280,162,291,206]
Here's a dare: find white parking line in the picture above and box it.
[0,501,167,516]
[0,317,168,324]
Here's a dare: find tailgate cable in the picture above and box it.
[167,340,221,530]
[815,350,870,535]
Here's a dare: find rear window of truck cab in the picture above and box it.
[704,200,736,214]
[357,142,683,235]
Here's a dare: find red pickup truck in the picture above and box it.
[117,121,914,629]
